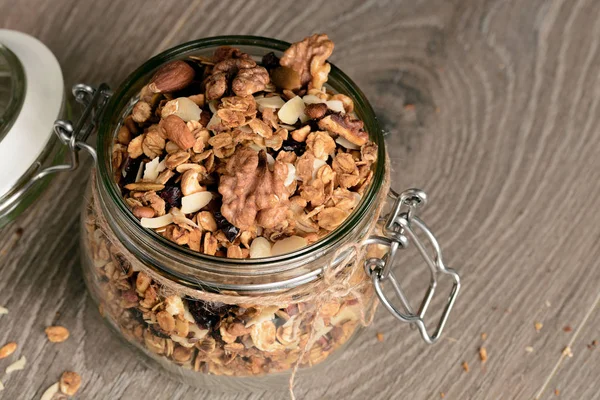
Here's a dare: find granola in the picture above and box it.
[112,34,378,258]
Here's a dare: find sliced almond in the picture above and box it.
[5,355,26,373]
[284,163,296,186]
[161,97,201,122]
[249,237,272,258]
[142,157,166,181]
[271,235,308,256]
[255,95,285,111]
[140,214,174,229]
[40,382,60,400]
[278,96,306,125]
[180,192,212,214]
[335,136,360,150]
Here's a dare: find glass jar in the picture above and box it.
[8,34,461,392]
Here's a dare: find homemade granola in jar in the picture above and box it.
[76,35,460,393]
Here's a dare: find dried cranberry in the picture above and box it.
[214,210,239,242]
[159,186,182,210]
[281,139,306,156]
[261,52,280,70]
[186,299,228,330]
[121,156,143,186]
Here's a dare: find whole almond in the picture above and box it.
[45,326,70,343]
[59,371,82,396]
[0,342,17,359]
[132,206,155,218]
[161,115,195,150]
[148,60,195,93]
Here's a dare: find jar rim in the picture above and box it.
[95,35,386,282]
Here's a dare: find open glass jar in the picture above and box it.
[6,34,461,392]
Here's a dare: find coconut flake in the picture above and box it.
[335,136,360,150]
[255,96,285,112]
[171,335,196,348]
[6,356,26,374]
[326,100,345,113]
[278,96,306,124]
[180,192,212,214]
[188,323,208,339]
[143,157,166,181]
[40,382,59,400]
[0,306,8,315]
[284,163,296,186]
[182,303,196,323]
[140,214,174,229]
[249,237,272,258]
[271,235,308,256]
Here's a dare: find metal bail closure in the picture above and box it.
[364,188,461,344]
[5,83,112,205]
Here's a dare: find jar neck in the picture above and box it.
[94,168,388,293]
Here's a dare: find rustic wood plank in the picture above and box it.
[1,0,600,399]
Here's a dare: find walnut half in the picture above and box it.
[218,147,289,231]
[280,33,334,90]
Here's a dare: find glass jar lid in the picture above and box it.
[0,30,64,199]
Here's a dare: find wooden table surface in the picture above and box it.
[1,0,599,399]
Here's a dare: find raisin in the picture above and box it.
[186,299,228,330]
[128,308,145,324]
[214,210,239,242]
[121,156,143,186]
[281,139,306,156]
[159,186,182,210]
[261,52,280,70]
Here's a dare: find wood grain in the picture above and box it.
[1,0,600,399]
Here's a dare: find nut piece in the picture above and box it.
[280,33,334,89]
[318,114,369,146]
[305,103,328,119]
[132,206,155,219]
[161,115,196,150]
[205,72,228,101]
[45,326,70,343]
[59,371,82,396]
[219,148,289,230]
[132,101,152,123]
[232,66,270,96]
[161,97,201,122]
[0,342,17,359]
[148,60,195,93]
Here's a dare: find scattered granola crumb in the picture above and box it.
[562,346,573,358]
[462,361,469,372]
[5,355,26,374]
[435,107,441,113]
[588,340,598,349]
[481,332,487,341]
[534,322,543,332]
[59,371,82,396]
[40,382,59,400]
[404,104,415,111]
[525,346,534,353]
[0,306,8,315]
[545,300,551,307]
[45,326,70,343]
[0,379,3,391]
[440,392,445,398]
[479,347,488,363]
[563,325,572,333]
[376,332,384,342]
[0,342,17,359]
[555,388,560,396]
[0,227,24,256]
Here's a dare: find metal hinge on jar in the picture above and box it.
[3,83,111,206]
[364,189,461,344]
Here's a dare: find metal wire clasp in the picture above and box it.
[364,188,461,344]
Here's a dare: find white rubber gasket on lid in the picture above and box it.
[0,30,64,198]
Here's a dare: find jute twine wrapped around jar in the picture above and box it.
[88,157,390,398]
